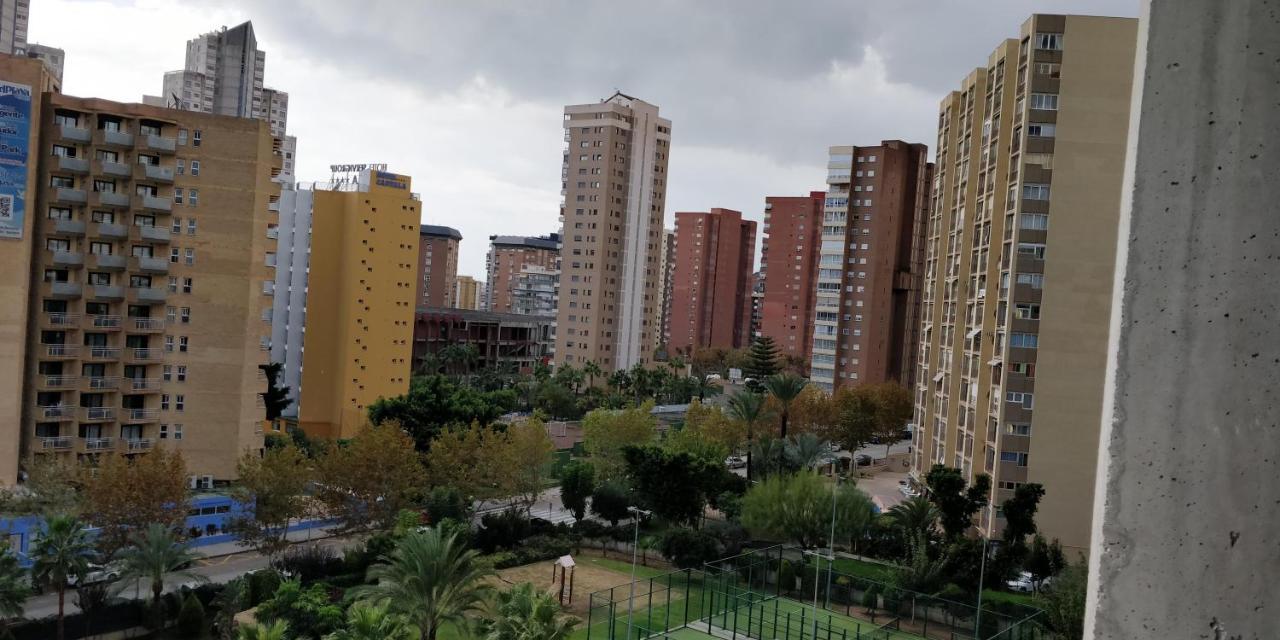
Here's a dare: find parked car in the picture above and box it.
[854,454,872,467]
[68,562,121,587]
[1007,571,1052,593]
[725,455,747,469]
[899,484,920,498]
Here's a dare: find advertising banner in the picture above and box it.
[0,81,31,240]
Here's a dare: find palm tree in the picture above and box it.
[482,582,577,640]
[787,433,834,469]
[116,523,206,630]
[238,620,289,640]
[886,496,941,540]
[31,515,93,640]
[763,373,808,439]
[0,547,31,635]
[726,390,772,481]
[326,602,417,640]
[582,361,603,390]
[691,375,722,401]
[351,526,494,640]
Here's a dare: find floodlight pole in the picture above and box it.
[626,507,652,640]
[975,516,991,640]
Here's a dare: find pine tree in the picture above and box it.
[744,337,780,391]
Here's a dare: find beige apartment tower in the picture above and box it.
[1,54,283,483]
[910,15,1138,554]
[556,92,670,371]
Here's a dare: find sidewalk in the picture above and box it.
[191,522,345,559]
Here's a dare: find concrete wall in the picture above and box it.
[1086,1,1280,637]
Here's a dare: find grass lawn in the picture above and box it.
[829,556,896,583]
[979,588,1039,610]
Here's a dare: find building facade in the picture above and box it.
[556,92,670,371]
[911,15,1138,554]
[0,0,26,55]
[454,275,480,310]
[485,233,559,315]
[668,208,756,354]
[416,224,461,309]
[4,55,283,483]
[759,192,825,363]
[16,44,60,84]
[809,141,931,391]
[659,228,674,350]
[413,308,554,375]
[291,170,420,439]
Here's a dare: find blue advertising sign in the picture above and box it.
[0,80,30,240]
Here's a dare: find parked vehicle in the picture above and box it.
[68,562,121,587]
[899,484,920,498]
[725,455,747,469]
[855,454,872,467]
[1007,571,1052,593]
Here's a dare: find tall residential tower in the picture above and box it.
[668,208,756,354]
[759,192,825,364]
[486,233,559,316]
[556,92,670,371]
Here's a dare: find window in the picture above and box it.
[1000,451,1030,466]
[188,189,198,206]
[184,248,194,265]
[177,366,187,382]
[178,129,188,145]
[175,395,185,411]
[1010,332,1039,349]
[173,188,183,204]
[46,238,70,251]
[164,335,174,352]
[1020,213,1049,230]
[52,144,75,158]
[160,424,169,439]
[173,424,183,440]
[1036,32,1063,50]
[180,307,190,323]
[1027,123,1056,137]
[166,306,177,323]
[172,217,182,233]
[1018,243,1047,259]
[1014,303,1041,320]
[179,336,189,353]
[1022,183,1050,200]
[90,241,112,255]
[50,176,74,188]
[1006,391,1034,410]
[1016,273,1045,289]
[1010,362,1036,377]
[187,219,196,235]
[190,160,200,176]
[160,394,169,411]
[175,159,184,175]
[88,272,111,286]
[170,247,180,263]
[182,278,192,294]
[192,130,201,147]
[1029,93,1059,111]
[163,365,172,382]
[91,210,114,223]
[1008,423,1032,436]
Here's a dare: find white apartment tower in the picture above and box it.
[0,0,27,55]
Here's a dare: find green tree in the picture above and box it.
[259,362,293,432]
[238,620,289,640]
[317,422,427,533]
[891,532,948,597]
[690,375,722,401]
[582,361,604,389]
[582,403,657,481]
[30,515,93,640]
[763,374,808,439]
[1026,535,1066,588]
[256,580,343,639]
[725,391,772,481]
[0,547,30,635]
[1036,562,1086,640]
[176,591,208,639]
[740,473,875,549]
[830,386,878,453]
[534,381,579,420]
[424,486,471,524]
[367,375,517,451]
[659,527,721,569]
[992,483,1046,583]
[351,527,493,640]
[117,523,206,630]
[508,417,555,512]
[924,464,991,541]
[589,483,631,526]
[325,602,416,640]
[558,462,595,522]
[863,383,913,457]
[622,445,724,525]
[481,582,578,640]
[80,449,188,559]
[743,337,781,391]
[231,444,314,559]
[885,496,940,541]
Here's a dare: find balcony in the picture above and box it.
[54,187,87,204]
[128,317,165,332]
[39,375,79,390]
[81,407,115,422]
[38,437,73,451]
[92,222,128,239]
[95,191,130,209]
[38,404,76,420]
[267,200,280,212]
[143,135,176,154]
[141,195,172,213]
[97,160,131,178]
[136,225,171,243]
[59,124,91,143]
[265,227,279,240]
[96,129,133,148]
[89,314,122,330]
[125,438,153,452]
[50,250,83,268]
[89,285,124,301]
[43,312,81,328]
[85,346,122,360]
[131,255,169,274]
[50,218,86,237]
[127,378,161,392]
[83,437,115,452]
[84,376,120,391]
[89,253,126,271]
[129,348,159,362]
[43,343,79,359]
[130,287,167,304]
[139,164,174,183]
[57,156,89,174]
[124,407,159,421]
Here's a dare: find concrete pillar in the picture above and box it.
[1086,1,1280,638]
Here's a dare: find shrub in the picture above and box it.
[176,592,207,638]
[475,508,532,553]
[861,585,880,611]
[424,486,471,523]
[273,544,344,583]
[777,559,797,595]
[246,569,284,608]
[487,551,520,569]
[704,520,747,557]
[660,527,721,569]
[514,535,572,565]
[255,579,344,639]
[712,490,743,521]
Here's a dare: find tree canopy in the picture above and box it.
[923,464,992,541]
[317,422,427,533]
[367,375,517,451]
[741,473,875,549]
[582,403,657,482]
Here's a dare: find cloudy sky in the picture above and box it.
[32,0,1137,278]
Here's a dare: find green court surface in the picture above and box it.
[701,594,923,640]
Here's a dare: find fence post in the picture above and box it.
[646,577,655,633]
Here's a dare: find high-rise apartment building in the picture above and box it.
[286,170,419,439]
[454,275,480,310]
[759,192,825,363]
[416,225,461,309]
[16,44,60,84]
[810,142,931,391]
[486,233,559,315]
[659,228,674,349]
[911,15,1138,554]
[0,0,27,55]
[556,92,670,371]
[668,208,756,354]
[0,55,283,484]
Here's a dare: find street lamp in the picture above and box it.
[625,506,653,640]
